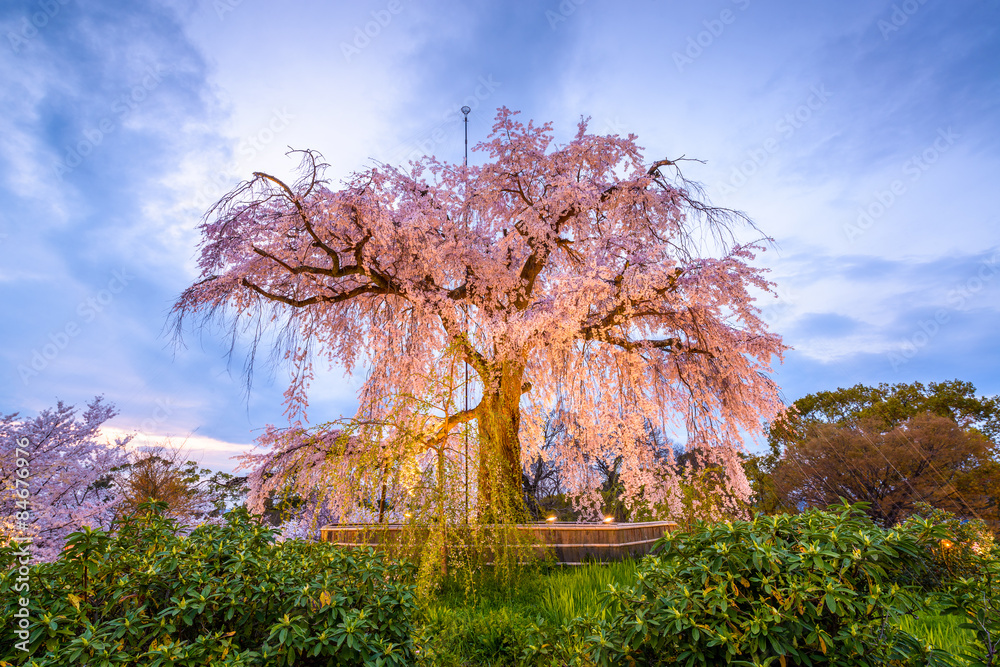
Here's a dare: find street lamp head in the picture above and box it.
[461,106,471,116]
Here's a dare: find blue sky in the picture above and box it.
[2,0,998,472]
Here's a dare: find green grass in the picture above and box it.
[417,561,638,665]
[418,561,982,666]
[898,613,980,658]
[538,560,637,623]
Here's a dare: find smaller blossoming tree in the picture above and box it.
[0,397,130,562]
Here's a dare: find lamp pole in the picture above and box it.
[461,105,471,523]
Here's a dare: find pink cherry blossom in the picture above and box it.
[172,108,786,528]
[1,397,130,561]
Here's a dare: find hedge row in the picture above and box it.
[0,502,417,666]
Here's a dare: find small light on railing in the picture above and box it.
[603,516,615,524]
[546,516,557,523]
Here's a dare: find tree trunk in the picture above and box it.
[476,358,526,522]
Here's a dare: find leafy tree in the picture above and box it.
[770,379,999,447]
[0,397,130,561]
[741,449,786,515]
[766,380,999,528]
[112,444,247,524]
[774,413,994,528]
[172,108,785,531]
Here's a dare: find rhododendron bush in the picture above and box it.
[172,108,785,532]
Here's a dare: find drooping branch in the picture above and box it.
[253,167,345,270]
[239,278,387,307]
[173,108,786,529]
[584,330,715,357]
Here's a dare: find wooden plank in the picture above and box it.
[320,521,676,564]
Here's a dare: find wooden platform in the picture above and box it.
[319,521,677,564]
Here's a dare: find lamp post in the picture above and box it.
[461,105,471,523]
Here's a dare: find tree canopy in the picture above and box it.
[763,380,1000,528]
[769,379,1000,446]
[172,108,786,527]
[0,397,129,561]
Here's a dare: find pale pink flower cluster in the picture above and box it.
[176,108,786,528]
[0,398,130,562]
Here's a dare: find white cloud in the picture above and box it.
[100,426,254,474]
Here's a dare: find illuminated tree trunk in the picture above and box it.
[476,358,527,521]
[174,108,789,535]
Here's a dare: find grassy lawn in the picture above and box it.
[897,613,979,657]
[419,561,636,665]
[419,560,980,666]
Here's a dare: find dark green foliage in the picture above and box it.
[897,502,997,593]
[0,501,418,666]
[530,503,957,667]
[943,558,1000,667]
[3,500,983,666]
[769,380,999,441]
[899,503,1000,666]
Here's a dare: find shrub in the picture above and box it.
[562,503,956,667]
[898,505,1000,667]
[0,501,418,666]
[896,502,997,593]
[943,556,1000,667]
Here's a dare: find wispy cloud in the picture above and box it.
[3,0,999,471]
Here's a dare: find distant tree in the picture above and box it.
[772,412,995,528]
[113,444,247,525]
[769,380,999,449]
[740,449,786,515]
[766,381,1000,527]
[521,412,566,520]
[173,108,785,529]
[0,398,129,561]
[940,450,1000,532]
